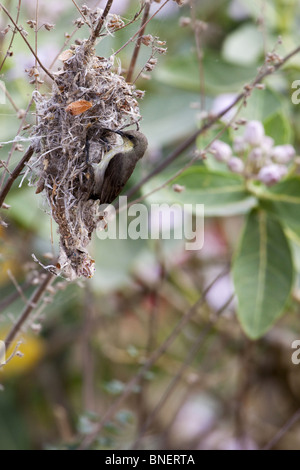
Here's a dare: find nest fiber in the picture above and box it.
[30,39,142,279]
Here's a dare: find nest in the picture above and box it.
[30,39,142,280]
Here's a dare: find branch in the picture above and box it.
[126,2,151,83]
[0,280,32,313]
[90,0,114,43]
[0,145,34,208]
[0,3,54,81]
[0,0,21,74]
[5,271,54,348]
[0,97,33,193]
[113,0,170,57]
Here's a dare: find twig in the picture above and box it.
[126,2,151,83]
[0,0,21,73]
[90,0,114,43]
[5,271,54,348]
[0,81,19,112]
[0,3,54,81]
[47,27,79,71]
[113,0,170,57]
[71,0,91,27]
[262,408,300,450]
[0,145,34,208]
[110,2,145,34]
[0,97,33,193]
[7,270,29,306]
[79,267,229,449]
[0,280,33,313]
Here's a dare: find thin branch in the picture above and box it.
[5,271,54,348]
[125,44,300,201]
[0,3,54,81]
[262,408,300,450]
[110,2,145,35]
[71,0,90,25]
[79,267,229,449]
[113,0,170,57]
[0,0,21,73]
[0,145,34,208]
[47,25,80,73]
[7,270,29,305]
[90,0,114,43]
[0,280,33,313]
[0,97,33,193]
[0,81,19,112]
[126,2,151,83]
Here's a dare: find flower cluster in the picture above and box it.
[208,120,296,186]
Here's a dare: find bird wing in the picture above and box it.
[100,152,137,205]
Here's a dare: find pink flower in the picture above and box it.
[243,121,265,146]
[258,164,288,186]
[228,156,245,173]
[271,144,296,164]
[209,140,232,162]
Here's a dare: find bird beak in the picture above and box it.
[100,127,125,137]
[114,130,125,137]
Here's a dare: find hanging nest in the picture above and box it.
[30,38,143,280]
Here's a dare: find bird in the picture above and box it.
[89,129,148,205]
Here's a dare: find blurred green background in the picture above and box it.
[1,0,300,450]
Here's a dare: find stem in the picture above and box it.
[0,3,54,81]
[90,0,114,43]
[114,0,170,57]
[126,2,151,83]
[0,97,33,193]
[0,0,21,73]
[5,271,54,347]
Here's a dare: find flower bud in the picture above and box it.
[271,144,296,164]
[258,164,287,186]
[233,136,247,154]
[243,120,265,146]
[248,147,263,161]
[227,156,245,174]
[261,135,274,154]
[209,140,232,162]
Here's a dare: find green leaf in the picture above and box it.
[144,167,256,216]
[258,177,300,238]
[233,209,294,339]
[154,53,257,94]
[238,88,283,123]
[264,110,292,145]
[222,23,264,66]
[140,83,202,148]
